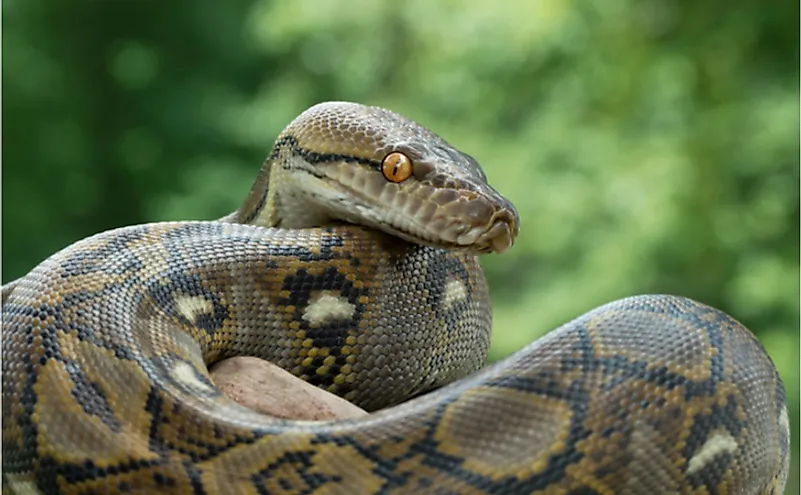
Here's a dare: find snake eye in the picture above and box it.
[381,152,413,183]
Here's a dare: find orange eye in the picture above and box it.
[381,152,413,183]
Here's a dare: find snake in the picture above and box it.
[1,101,790,494]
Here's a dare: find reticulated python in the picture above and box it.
[2,102,789,495]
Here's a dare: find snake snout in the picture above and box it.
[479,209,518,254]
[464,206,518,254]
[440,194,518,254]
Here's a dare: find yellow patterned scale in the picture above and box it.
[2,102,789,494]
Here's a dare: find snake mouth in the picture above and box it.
[310,163,519,254]
[383,198,518,254]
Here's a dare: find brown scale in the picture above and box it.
[2,102,788,494]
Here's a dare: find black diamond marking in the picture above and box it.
[41,284,144,361]
[2,310,74,479]
[679,305,727,401]
[423,250,473,318]
[146,272,229,336]
[554,299,729,402]
[309,391,594,493]
[64,360,123,432]
[309,433,411,491]
[2,332,40,480]
[682,394,743,489]
[251,449,343,495]
[419,327,598,492]
[183,460,208,495]
[33,454,164,491]
[419,250,477,375]
[144,384,272,464]
[504,379,592,493]
[58,227,149,278]
[280,266,367,329]
[144,386,172,457]
[278,265,367,392]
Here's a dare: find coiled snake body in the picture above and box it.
[2,102,789,494]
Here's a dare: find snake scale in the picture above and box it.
[2,102,790,494]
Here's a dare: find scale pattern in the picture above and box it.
[2,103,789,495]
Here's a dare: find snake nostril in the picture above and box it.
[484,209,518,251]
[483,221,513,253]
[494,208,519,235]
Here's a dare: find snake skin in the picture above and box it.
[2,102,789,494]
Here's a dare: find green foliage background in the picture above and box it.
[3,0,798,490]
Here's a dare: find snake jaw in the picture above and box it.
[470,210,518,254]
[312,162,518,254]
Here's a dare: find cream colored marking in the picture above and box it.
[686,429,738,475]
[175,294,213,323]
[442,278,467,310]
[172,361,213,391]
[5,472,45,495]
[779,405,790,437]
[303,290,355,325]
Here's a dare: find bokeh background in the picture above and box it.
[3,0,798,491]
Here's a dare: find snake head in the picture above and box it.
[265,101,519,254]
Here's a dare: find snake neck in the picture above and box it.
[223,150,335,229]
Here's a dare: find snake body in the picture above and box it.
[2,102,789,494]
